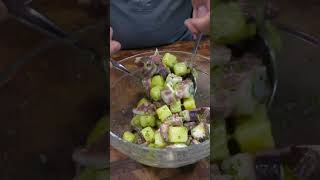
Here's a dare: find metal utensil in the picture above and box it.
[189,32,204,94]
[3,0,68,39]
[110,58,131,74]
[190,33,204,68]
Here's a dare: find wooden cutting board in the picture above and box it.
[110,38,210,180]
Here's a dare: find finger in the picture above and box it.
[110,41,121,56]
[192,0,209,9]
[193,6,209,18]
[192,0,201,8]
[185,15,210,34]
[194,15,210,33]
[185,19,200,35]
[197,5,209,17]
[110,27,113,39]
[192,9,197,18]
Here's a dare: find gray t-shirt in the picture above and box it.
[110,0,193,49]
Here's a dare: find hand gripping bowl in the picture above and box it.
[110,51,210,168]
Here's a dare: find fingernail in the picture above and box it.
[198,5,208,17]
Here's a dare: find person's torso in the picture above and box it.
[110,0,193,49]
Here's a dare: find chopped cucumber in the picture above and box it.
[170,100,182,113]
[148,143,157,148]
[283,165,299,180]
[154,131,166,148]
[139,115,156,128]
[122,131,136,143]
[151,75,165,87]
[173,62,188,76]
[141,127,155,143]
[160,84,176,105]
[168,126,188,143]
[162,53,177,68]
[131,115,141,127]
[156,105,172,122]
[86,116,107,146]
[137,98,149,107]
[221,153,256,180]
[183,97,196,110]
[211,119,230,161]
[179,110,190,121]
[150,86,162,101]
[191,122,207,140]
[166,73,183,86]
[234,117,275,153]
[175,80,194,99]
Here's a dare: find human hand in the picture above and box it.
[110,27,121,56]
[185,0,210,35]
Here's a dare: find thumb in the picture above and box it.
[185,15,210,34]
[185,18,200,35]
[110,41,121,56]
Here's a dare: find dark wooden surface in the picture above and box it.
[110,38,210,180]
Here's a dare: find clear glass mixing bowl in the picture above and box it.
[110,51,210,168]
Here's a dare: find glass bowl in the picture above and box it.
[110,51,210,168]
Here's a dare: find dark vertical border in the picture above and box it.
[105,0,111,178]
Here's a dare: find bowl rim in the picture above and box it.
[110,50,210,153]
[118,50,210,63]
[110,131,210,153]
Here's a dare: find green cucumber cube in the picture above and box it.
[170,100,182,113]
[166,73,183,86]
[183,97,196,110]
[137,98,149,107]
[173,62,188,76]
[154,131,166,148]
[150,86,162,101]
[156,105,172,122]
[162,53,178,68]
[148,143,157,148]
[221,153,256,180]
[141,127,155,143]
[234,118,275,153]
[179,110,190,121]
[191,123,207,140]
[139,115,156,128]
[151,75,165,87]
[122,131,136,143]
[168,126,188,143]
[212,120,230,161]
[131,115,141,127]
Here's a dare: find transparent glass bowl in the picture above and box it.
[110,51,210,168]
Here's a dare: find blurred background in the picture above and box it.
[0,0,320,179]
[267,0,320,146]
[0,0,107,179]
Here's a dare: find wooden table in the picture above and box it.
[110,38,210,180]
